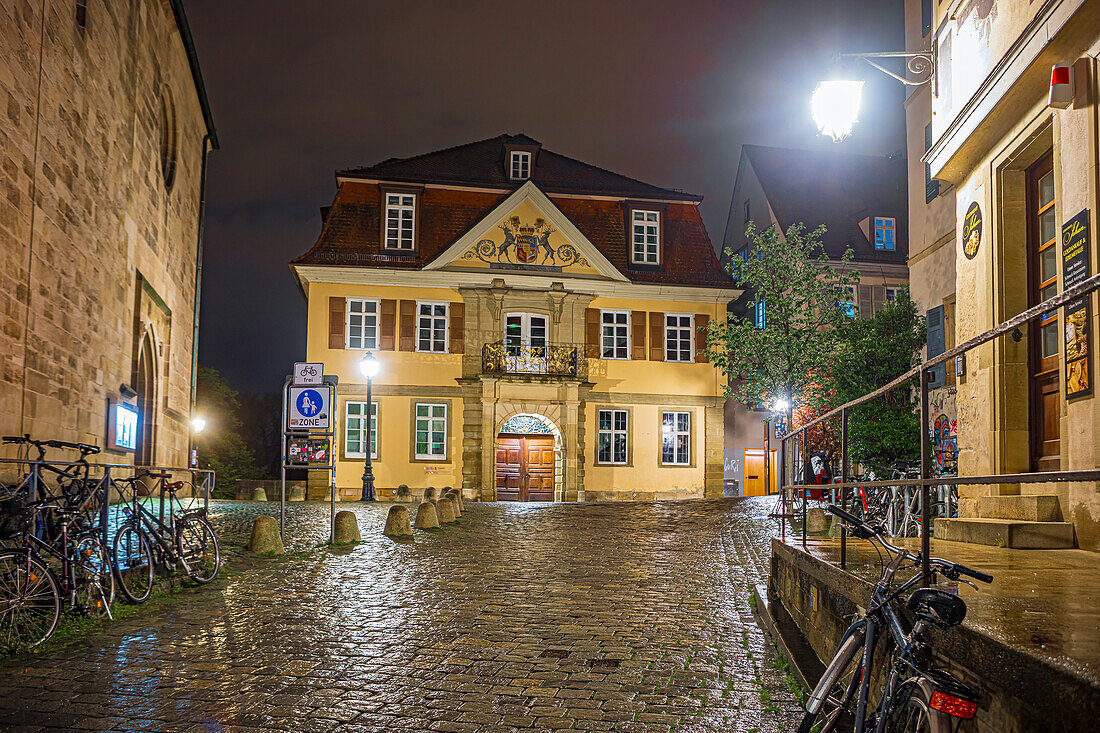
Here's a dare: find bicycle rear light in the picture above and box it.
[929,690,977,719]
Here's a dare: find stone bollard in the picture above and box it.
[424,487,436,502]
[253,487,268,502]
[446,489,464,513]
[288,485,305,502]
[396,484,412,502]
[415,501,439,530]
[806,507,830,534]
[333,510,361,543]
[437,496,456,524]
[444,493,461,519]
[384,505,413,538]
[247,515,284,554]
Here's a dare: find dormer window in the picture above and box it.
[510,151,531,180]
[384,192,416,250]
[631,209,660,264]
[874,217,896,250]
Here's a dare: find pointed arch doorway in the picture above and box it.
[495,413,561,501]
[134,332,157,466]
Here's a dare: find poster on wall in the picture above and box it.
[962,202,982,260]
[1062,209,1092,399]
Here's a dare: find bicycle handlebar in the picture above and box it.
[2,435,100,456]
[826,503,992,584]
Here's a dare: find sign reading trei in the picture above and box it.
[287,385,331,430]
[1062,209,1092,399]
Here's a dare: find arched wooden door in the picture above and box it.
[134,334,156,466]
[495,433,555,501]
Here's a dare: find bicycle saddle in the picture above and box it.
[907,588,967,627]
[164,480,185,490]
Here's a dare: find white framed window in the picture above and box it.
[597,409,628,465]
[664,314,693,362]
[874,217,895,250]
[345,298,379,350]
[631,209,660,264]
[384,192,416,250]
[416,301,448,352]
[600,310,630,359]
[414,403,446,459]
[885,287,900,303]
[753,301,766,330]
[510,151,531,180]
[661,411,691,465]
[344,401,377,459]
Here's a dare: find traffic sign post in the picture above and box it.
[279,364,339,542]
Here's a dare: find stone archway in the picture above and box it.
[134,331,157,466]
[494,412,564,501]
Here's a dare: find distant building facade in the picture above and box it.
[291,135,738,501]
[717,145,910,496]
[906,0,1100,549]
[0,1,216,466]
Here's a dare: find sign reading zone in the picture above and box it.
[288,386,331,430]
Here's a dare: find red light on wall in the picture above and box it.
[929,690,978,719]
[1051,66,1070,86]
[1049,62,1074,109]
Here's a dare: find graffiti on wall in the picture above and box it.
[929,387,958,477]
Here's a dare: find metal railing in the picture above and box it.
[775,270,1100,584]
[482,341,579,377]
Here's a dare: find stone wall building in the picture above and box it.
[716,145,910,496]
[907,0,1100,550]
[0,0,216,468]
[291,134,739,501]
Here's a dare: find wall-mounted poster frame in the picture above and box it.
[1062,209,1092,399]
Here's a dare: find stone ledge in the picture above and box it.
[977,495,1063,522]
[934,517,1075,549]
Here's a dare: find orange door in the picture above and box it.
[768,449,778,495]
[495,434,555,501]
[743,451,765,496]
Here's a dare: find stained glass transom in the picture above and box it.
[500,414,554,435]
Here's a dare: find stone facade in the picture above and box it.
[0,0,215,468]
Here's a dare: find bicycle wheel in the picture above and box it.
[74,535,115,617]
[112,524,154,603]
[883,680,934,732]
[797,627,865,733]
[0,550,61,649]
[176,518,220,584]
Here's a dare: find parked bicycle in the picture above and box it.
[111,470,220,603]
[0,494,115,649]
[797,504,993,733]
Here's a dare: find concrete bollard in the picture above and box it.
[444,493,461,519]
[247,515,284,554]
[333,510,361,543]
[396,484,412,502]
[415,501,439,530]
[384,505,413,538]
[437,496,456,524]
[806,507,830,534]
[288,485,305,502]
[252,487,268,502]
[445,488,464,513]
[424,487,436,502]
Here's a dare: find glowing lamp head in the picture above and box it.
[191,416,206,433]
[359,352,381,380]
[811,80,864,142]
[771,399,790,413]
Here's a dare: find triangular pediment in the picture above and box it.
[424,181,628,281]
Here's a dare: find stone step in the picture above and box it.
[934,517,1075,549]
[977,494,1063,522]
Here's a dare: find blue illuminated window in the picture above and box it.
[874,217,895,250]
[754,301,766,329]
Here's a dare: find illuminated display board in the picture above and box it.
[108,399,138,452]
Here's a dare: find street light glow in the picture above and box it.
[771,399,790,413]
[191,416,206,433]
[811,80,864,142]
[359,352,380,380]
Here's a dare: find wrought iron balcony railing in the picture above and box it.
[482,341,579,377]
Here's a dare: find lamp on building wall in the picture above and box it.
[358,352,381,501]
[191,416,206,433]
[812,52,933,142]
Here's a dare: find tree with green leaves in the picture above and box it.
[194,366,263,498]
[828,288,926,470]
[707,222,858,419]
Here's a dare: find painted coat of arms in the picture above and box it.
[462,216,589,268]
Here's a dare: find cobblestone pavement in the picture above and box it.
[0,498,802,732]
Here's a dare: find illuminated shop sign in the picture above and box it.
[108,399,138,451]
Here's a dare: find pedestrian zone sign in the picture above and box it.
[288,386,331,430]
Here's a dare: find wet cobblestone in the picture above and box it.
[0,498,801,731]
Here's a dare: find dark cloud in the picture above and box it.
[189,0,904,393]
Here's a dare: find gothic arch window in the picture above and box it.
[158,85,178,192]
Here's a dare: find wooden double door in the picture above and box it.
[495,433,555,501]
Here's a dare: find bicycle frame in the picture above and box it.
[16,508,110,618]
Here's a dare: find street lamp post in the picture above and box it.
[359,352,380,501]
[190,416,206,468]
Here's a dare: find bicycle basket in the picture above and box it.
[0,495,33,540]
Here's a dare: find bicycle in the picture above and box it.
[0,495,115,650]
[797,504,993,733]
[111,471,220,603]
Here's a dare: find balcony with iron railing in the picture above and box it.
[481,341,580,377]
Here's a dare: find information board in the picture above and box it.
[1062,209,1092,399]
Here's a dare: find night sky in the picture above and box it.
[187,0,905,395]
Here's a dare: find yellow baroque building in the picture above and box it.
[291,135,740,502]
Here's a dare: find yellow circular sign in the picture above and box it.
[962,202,982,260]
